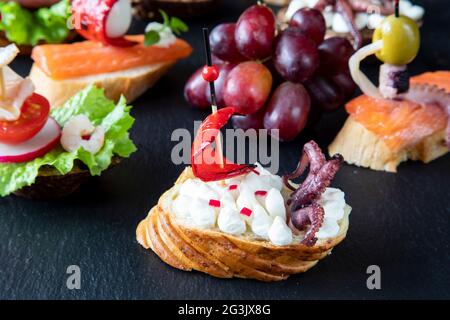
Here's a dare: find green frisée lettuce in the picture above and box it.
[0,0,71,46]
[0,86,137,196]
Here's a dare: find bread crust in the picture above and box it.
[13,157,122,199]
[329,118,449,172]
[137,167,350,281]
[29,62,174,108]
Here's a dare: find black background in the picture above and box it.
[1,0,449,299]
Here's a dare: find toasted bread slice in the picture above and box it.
[29,62,174,108]
[13,162,90,199]
[13,157,122,199]
[137,167,350,281]
[329,118,448,172]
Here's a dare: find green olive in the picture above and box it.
[373,15,420,65]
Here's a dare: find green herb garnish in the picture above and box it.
[144,10,189,46]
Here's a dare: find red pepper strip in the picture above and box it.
[209,199,221,208]
[191,107,256,182]
[240,207,252,217]
[72,0,136,47]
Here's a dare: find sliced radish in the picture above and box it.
[72,0,135,47]
[0,117,61,163]
[106,0,132,38]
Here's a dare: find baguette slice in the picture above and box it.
[137,167,350,282]
[29,62,174,108]
[329,118,448,172]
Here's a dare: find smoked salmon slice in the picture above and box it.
[346,71,450,152]
[31,35,192,80]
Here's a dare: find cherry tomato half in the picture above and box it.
[0,93,50,145]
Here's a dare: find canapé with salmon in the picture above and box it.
[329,6,449,172]
[29,0,192,107]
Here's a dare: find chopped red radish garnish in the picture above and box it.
[209,199,221,207]
[255,190,267,196]
[0,117,61,163]
[240,207,252,217]
[228,184,238,190]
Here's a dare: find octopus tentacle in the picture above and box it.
[283,141,326,191]
[348,0,394,15]
[314,0,335,11]
[284,141,344,246]
[283,153,308,191]
[291,203,325,247]
[289,154,344,210]
[400,83,450,147]
[335,0,363,49]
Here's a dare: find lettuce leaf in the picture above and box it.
[0,0,71,46]
[0,86,137,196]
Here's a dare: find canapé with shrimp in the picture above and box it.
[0,44,136,199]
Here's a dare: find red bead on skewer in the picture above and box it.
[202,65,220,82]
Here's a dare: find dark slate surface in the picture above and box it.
[1,0,449,299]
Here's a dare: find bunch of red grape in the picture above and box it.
[184,4,356,141]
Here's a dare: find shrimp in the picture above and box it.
[60,115,105,154]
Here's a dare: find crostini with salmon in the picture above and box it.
[29,0,192,108]
[329,7,449,172]
[0,44,136,199]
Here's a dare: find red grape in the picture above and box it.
[263,82,311,141]
[318,37,354,76]
[264,58,284,87]
[184,67,209,109]
[235,4,276,60]
[210,23,246,63]
[274,28,319,83]
[331,71,356,100]
[289,8,326,46]
[205,63,236,108]
[223,61,272,115]
[305,75,344,113]
[231,107,265,130]
[212,54,225,65]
